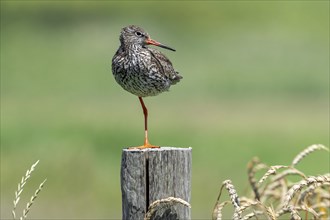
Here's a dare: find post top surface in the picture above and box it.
[122,147,192,152]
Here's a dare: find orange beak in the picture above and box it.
[145,38,176,52]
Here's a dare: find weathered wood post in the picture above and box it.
[121,147,192,220]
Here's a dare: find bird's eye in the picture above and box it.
[135,31,142,37]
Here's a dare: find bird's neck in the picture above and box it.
[123,43,145,54]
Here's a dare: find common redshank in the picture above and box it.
[112,25,182,149]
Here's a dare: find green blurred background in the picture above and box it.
[1,1,329,219]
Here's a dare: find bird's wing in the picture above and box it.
[148,48,182,84]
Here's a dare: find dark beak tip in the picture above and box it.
[161,45,176,52]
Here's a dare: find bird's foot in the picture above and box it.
[128,143,160,150]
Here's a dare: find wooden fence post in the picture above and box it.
[121,147,192,220]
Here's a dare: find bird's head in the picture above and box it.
[120,25,175,52]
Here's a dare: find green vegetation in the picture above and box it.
[1,1,329,219]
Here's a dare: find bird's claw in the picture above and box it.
[128,143,160,150]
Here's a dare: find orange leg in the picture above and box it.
[129,97,160,149]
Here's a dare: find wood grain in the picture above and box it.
[121,147,192,220]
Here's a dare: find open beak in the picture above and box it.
[145,38,176,52]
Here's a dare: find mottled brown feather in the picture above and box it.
[112,25,182,97]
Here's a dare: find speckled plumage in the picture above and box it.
[112,25,182,97]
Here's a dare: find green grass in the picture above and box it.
[1,1,329,219]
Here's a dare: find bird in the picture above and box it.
[112,25,182,149]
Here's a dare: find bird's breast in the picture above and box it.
[112,48,174,97]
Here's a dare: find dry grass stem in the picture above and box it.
[297,182,329,205]
[247,157,268,200]
[261,181,282,196]
[283,174,330,207]
[319,187,330,197]
[212,180,242,220]
[291,144,329,167]
[265,206,277,220]
[311,201,330,210]
[276,205,321,220]
[222,180,240,210]
[277,179,288,206]
[287,205,302,220]
[241,210,264,220]
[12,160,46,220]
[144,197,191,220]
[240,200,276,220]
[239,200,260,212]
[271,168,306,182]
[258,165,288,184]
[12,160,40,220]
[222,180,241,220]
[213,144,329,220]
[299,205,320,219]
[212,201,230,220]
[21,179,47,220]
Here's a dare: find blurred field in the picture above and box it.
[1,1,329,219]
